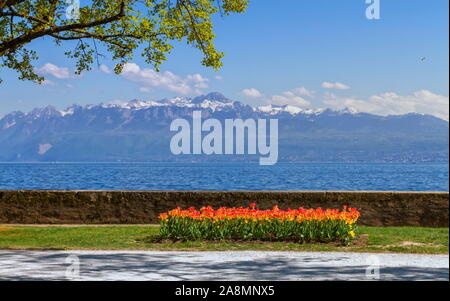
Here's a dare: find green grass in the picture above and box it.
[0,225,448,254]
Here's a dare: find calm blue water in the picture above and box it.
[0,162,448,191]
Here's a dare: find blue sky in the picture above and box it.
[0,0,449,119]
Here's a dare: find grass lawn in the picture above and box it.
[0,225,448,254]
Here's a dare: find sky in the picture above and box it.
[0,0,449,120]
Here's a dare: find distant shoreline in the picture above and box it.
[0,161,449,164]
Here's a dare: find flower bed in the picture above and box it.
[159,204,360,244]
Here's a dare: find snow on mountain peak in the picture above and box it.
[340,107,359,114]
[256,104,302,115]
[199,99,234,112]
[97,93,236,112]
[256,104,329,116]
[160,96,195,107]
[60,108,74,117]
[192,92,231,104]
[256,105,285,115]
[28,106,60,119]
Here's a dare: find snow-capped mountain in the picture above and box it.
[1,92,362,123]
[0,92,448,162]
[255,104,326,116]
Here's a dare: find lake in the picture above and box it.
[0,162,448,191]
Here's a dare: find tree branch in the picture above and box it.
[179,0,207,53]
[0,1,126,56]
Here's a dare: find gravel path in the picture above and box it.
[0,250,448,281]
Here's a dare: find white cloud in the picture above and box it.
[215,75,224,81]
[36,63,72,79]
[39,79,56,86]
[139,87,152,93]
[271,91,311,107]
[293,87,315,98]
[187,74,209,90]
[242,88,264,98]
[323,90,449,120]
[120,63,209,95]
[99,64,112,74]
[321,81,351,90]
[249,87,313,107]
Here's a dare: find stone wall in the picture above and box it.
[0,190,448,227]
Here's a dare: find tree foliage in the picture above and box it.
[0,0,248,83]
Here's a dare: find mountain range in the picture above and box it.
[0,92,448,162]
